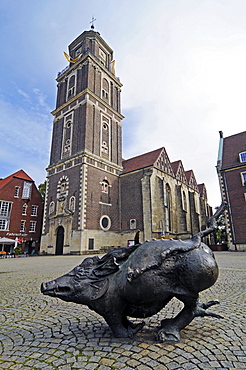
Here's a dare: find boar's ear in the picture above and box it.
[134,230,140,245]
[90,278,109,301]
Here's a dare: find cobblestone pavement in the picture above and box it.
[0,252,245,369]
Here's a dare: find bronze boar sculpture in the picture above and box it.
[41,203,225,342]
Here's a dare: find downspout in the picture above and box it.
[216,131,236,250]
[217,130,224,167]
[222,171,237,250]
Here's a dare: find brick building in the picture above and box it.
[40,27,211,254]
[0,170,43,254]
[217,131,246,251]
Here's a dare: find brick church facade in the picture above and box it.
[40,28,212,255]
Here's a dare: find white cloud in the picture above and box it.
[0,93,52,184]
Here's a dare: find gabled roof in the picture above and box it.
[171,160,188,184]
[221,131,246,169]
[0,170,34,188]
[122,147,174,176]
[122,148,163,174]
[198,183,207,199]
[185,170,199,192]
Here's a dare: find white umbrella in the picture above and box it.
[0,237,16,244]
[0,237,16,252]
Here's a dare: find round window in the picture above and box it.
[100,215,111,231]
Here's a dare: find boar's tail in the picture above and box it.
[192,202,227,244]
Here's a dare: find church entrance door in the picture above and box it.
[56,226,64,255]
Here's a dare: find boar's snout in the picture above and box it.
[41,279,72,298]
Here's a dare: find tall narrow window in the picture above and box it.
[49,201,55,214]
[88,238,94,250]
[99,48,106,66]
[0,219,8,230]
[69,196,76,212]
[166,184,172,232]
[182,191,187,211]
[67,75,75,100]
[63,119,72,158]
[31,205,38,216]
[102,78,109,101]
[22,182,32,198]
[22,204,27,215]
[15,187,20,197]
[20,220,26,232]
[29,221,36,232]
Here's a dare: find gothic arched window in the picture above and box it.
[166,184,172,232]
[182,191,187,211]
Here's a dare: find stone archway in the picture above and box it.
[55,226,64,255]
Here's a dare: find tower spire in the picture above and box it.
[90,16,96,30]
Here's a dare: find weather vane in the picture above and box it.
[90,17,96,29]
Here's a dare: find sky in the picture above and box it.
[0,0,246,209]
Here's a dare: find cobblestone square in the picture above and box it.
[1,252,245,369]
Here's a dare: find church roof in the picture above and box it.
[171,160,188,184]
[122,148,164,174]
[198,183,207,199]
[0,170,34,188]
[122,147,174,176]
[185,170,199,192]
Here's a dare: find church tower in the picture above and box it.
[41,27,124,254]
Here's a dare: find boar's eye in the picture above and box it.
[73,266,87,281]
